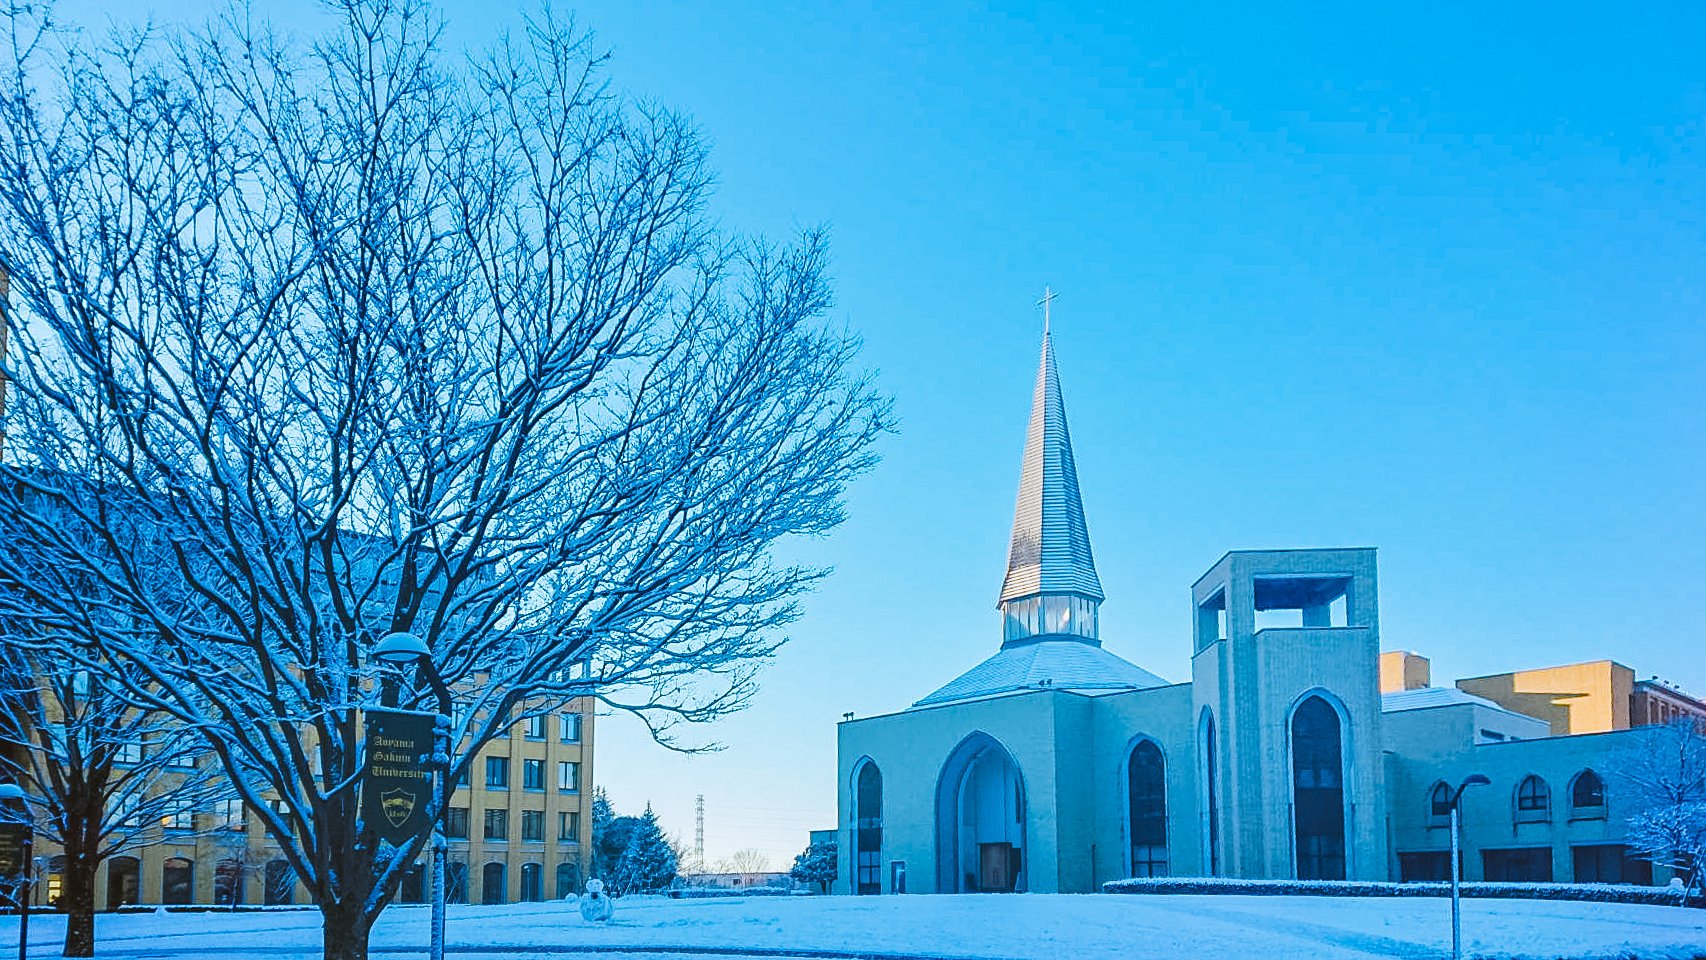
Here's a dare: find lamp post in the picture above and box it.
[373,632,451,960]
[0,783,38,960]
[1449,773,1491,960]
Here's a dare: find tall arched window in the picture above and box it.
[1515,775,1550,823]
[481,861,506,904]
[214,858,246,906]
[854,761,883,895]
[1569,770,1605,818]
[263,860,295,906]
[162,857,194,905]
[1427,782,1452,828]
[556,861,580,899]
[106,857,140,908]
[1291,695,1347,880]
[1199,709,1220,876]
[1127,740,1168,877]
[520,862,543,902]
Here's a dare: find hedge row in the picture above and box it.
[1101,877,1691,907]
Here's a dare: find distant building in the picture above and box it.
[834,326,1697,895]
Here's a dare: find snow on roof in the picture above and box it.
[1381,686,1505,712]
[913,640,1167,708]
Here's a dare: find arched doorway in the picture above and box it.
[106,857,140,908]
[1198,708,1220,876]
[446,860,469,904]
[399,863,425,903]
[1126,739,1168,877]
[1291,694,1347,880]
[853,760,883,895]
[162,857,194,905]
[555,861,580,899]
[480,861,506,905]
[520,862,543,902]
[935,733,1025,893]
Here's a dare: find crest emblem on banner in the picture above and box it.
[382,788,416,828]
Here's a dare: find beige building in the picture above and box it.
[835,329,1696,895]
[20,697,593,910]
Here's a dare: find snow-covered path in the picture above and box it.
[1,893,1702,959]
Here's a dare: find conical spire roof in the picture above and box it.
[998,330,1104,605]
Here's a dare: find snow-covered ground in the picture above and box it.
[1,893,1703,959]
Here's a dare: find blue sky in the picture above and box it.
[72,1,1706,867]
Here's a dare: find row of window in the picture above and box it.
[1397,844,1651,885]
[495,712,583,743]
[89,854,581,908]
[474,758,580,792]
[444,806,581,844]
[1425,770,1605,827]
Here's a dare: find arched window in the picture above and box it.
[106,857,141,908]
[162,857,194,905]
[854,761,883,895]
[214,858,246,906]
[1569,770,1605,818]
[1291,695,1347,880]
[398,863,425,903]
[263,860,296,906]
[446,861,469,904]
[555,861,580,899]
[1514,775,1550,823]
[519,862,543,902]
[481,861,506,905]
[1126,740,1168,877]
[1427,782,1452,828]
[1199,709,1220,876]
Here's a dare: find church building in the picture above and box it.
[834,325,1688,895]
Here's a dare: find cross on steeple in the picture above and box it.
[1038,286,1057,334]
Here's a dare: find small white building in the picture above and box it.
[835,329,1674,895]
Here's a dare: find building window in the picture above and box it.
[162,857,194,905]
[446,861,470,904]
[1126,739,1168,878]
[1397,850,1454,882]
[107,857,141,907]
[215,797,247,832]
[1200,709,1220,877]
[555,861,580,898]
[854,761,883,895]
[481,862,506,905]
[1291,695,1347,880]
[558,761,580,792]
[162,802,195,832]
[523,759,545,791]
[485,756,509,789]
[214,858,247,907]
[524,715,546,740]
[113,741,143,765]
[264,860,296,906]
[484,808,508,841]
[1569,770,1605,818]
[1573,844,1651,885]
[520,862,543,902]
[520,809,544,842]
[559,810,580,842]
[560,713,581,743]
[1514,775,1550,823]
[1483,847,1553,882]
[445,806,469,840]
[1427,782,1452,828]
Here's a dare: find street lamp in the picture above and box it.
[371,632,451,960]
[1448,773,1491,960]
[0,783,39,960]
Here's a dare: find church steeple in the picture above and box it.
[997,308,1104,647]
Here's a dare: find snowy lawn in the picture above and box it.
[0,893,1702,959]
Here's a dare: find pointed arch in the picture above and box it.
[1569,769,1605,818]
[1123,736,1169,877]
[1426,780,1452,828]
[935,731,1027,893]
[1288,690,1350,880]
[1197,707,1221,876]
[1514,774,1551,823]
[851,757,884,895]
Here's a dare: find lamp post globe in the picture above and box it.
[373,631,430,665]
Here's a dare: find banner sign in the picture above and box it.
[362,709,435,846]
[0,822,27,881]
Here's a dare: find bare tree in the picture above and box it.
[0,647,229,956]
[1614,718,1706,894]
[721,847,772,887]
[0,2,888,958]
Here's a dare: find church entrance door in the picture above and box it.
[936,733,1026,893]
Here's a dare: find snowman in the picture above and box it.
[579,878,614,923]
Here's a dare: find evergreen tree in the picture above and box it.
[790,839,838,893]
[614,804,679,894]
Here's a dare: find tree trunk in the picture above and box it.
[61,857,97,958]
[321,898,374,960]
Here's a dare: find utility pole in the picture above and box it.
[694,794,706,870]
